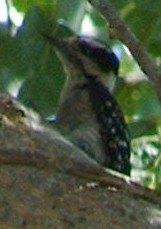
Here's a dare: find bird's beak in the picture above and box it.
[41,33,78,68]
[41,33,69,53]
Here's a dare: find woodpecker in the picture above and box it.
[43,34,131,176]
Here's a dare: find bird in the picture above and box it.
[42,34,131,176]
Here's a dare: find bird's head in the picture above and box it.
[42,34,119,91]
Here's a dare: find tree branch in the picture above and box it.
[0,122,161,206]
[0,94,160,207]
[88,0,161,100]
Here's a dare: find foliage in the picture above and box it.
[0,0,161,190]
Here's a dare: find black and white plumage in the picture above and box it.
[77,36,131,175]
[43,34,131,176]
[84,74,131,175]
[78,36,119,76]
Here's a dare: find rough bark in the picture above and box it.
[0,95,160,228]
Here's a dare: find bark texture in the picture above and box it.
[0,95,160,228]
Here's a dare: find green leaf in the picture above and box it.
[56,0,86,33]
[109,0,161,56]
[13,0,57,12]
[18,55,65,116]
[129,120,157,139]
[117,80,161,121]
